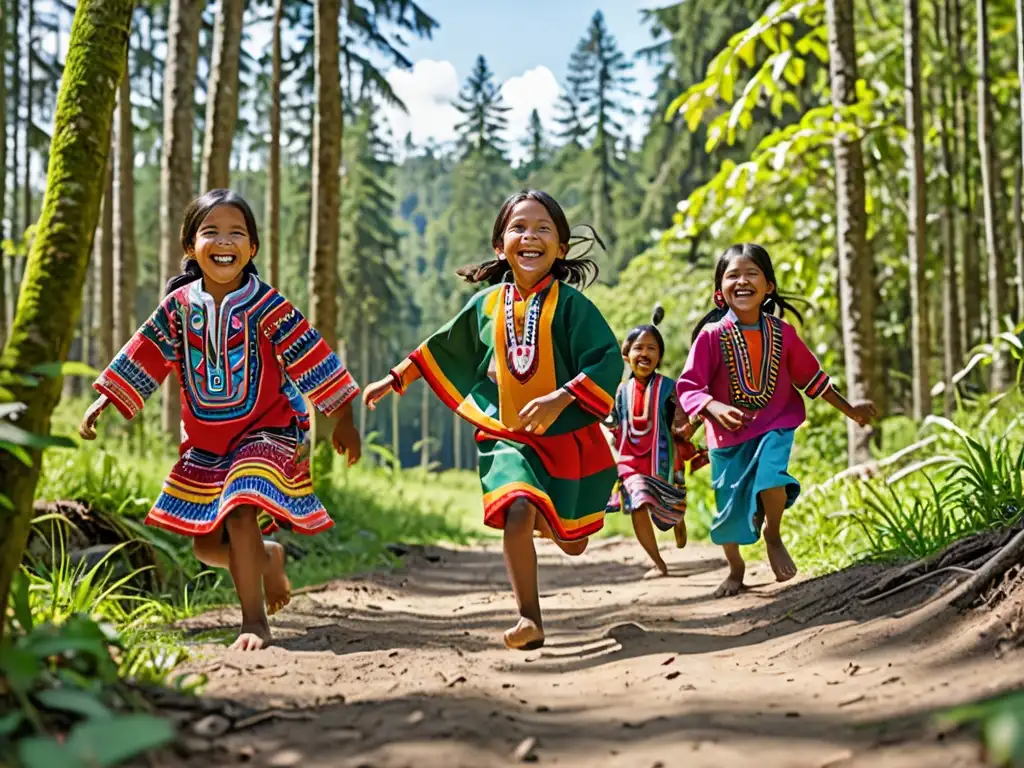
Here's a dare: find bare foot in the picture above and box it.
[230,622,271,651]
[643,563,669,579]
[263,542,291,616]
[713,577,745,598]
[673,519,687,549]
[765,532,798,582]
[503,617,545,651]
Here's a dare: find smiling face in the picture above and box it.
[626,330,662,380]
[721,254,773,322]
[495,199,568,292]
[189,204,255,293]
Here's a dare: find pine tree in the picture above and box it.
[520,108,547,178]
[453,55,510,162]
[555,42,590,148]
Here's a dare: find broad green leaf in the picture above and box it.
[0,711,23,737]
[11,570,33,632]
[0,646,43,693]
[0,402,26,420]
[35,689,113,720]
[19,737,84,768]
[0,440,34,466]
[0,421,75,450]
[65,714,174,766]
[771,50,793,82]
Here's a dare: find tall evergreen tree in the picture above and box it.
[555,42,590,148]
[453,54,510,162]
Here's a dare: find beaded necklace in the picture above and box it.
[503,280,553,384]
[719,314,783,410]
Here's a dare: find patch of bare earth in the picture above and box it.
[157,538,1024,767]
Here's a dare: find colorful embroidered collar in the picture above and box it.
[718,310,783,410]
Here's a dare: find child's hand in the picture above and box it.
[331,404,362,466]
[518,389,574,435]
[703,400,749,432]
[847,399,877,427]
[671,411,695,440]
[78,396,109,440]
[362,377,394,411]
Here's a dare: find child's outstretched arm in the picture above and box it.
[821,387,876,426]
[364,359,420,411]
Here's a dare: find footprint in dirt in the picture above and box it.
[603,622,649,643]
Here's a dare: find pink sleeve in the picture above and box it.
[786,325,831,399]
[676,330,717,418]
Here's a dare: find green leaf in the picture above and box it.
[0,711,23,737]
[0,440,34,466]
[0,421,75,450]
[19,737,83,768]
[65,714,174,766]
[0,646,43,693]
[11,569,33,632]
[35,689,113,720]
[29,361,101,379]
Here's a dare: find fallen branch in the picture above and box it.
[857,566,975,606]
[950,528,1024,610]
[804,436,939,497]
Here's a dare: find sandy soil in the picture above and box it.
[164,537,1024,768]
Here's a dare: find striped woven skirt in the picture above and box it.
[607,473,687,531]
[145,424,334,537]
[476,424,615,542]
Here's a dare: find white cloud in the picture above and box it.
[499,66,562,161]
[382,59,463,150]
[381,61,563,163]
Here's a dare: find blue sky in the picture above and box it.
[381,1,664,160]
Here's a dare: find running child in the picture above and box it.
[362,189,621,651]
[80,188,362,650]
[606,305,708,578]
[676,243,875,597]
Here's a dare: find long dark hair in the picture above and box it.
[622,304,666,364]
[690,243,805,342]
[455,189,602,289]
[165,188,261,294]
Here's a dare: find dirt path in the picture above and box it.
[167,538,1024,768]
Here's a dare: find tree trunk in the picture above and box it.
[199,0,243,193]
[940,0,962,414]
[0,0,133,636]
[905,0,930,419]
[98,150,115,365]
[420,382,429,470]
[825,0,877,466]
[976,0,1009,390]
[453,411,461,470]
[10,0,19,241]
[1015,162,1024,322]
[1016,0,1024,321]
[22,0,32,237]
[113,68,136,349]
[266,0,282,288]
[0,0,8,348]
[158,0,201,438]
[391,385,400,469]
[359,320,368,439]
[954,0,981,353]
[308,0,342,450]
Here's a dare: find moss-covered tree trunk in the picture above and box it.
[199,0,242,193]
[98,149,114,365]
[158,0,201,439]
[308,0,341,452]
[265,0,282,287]
[113,67,136,348]
[826,0,878,466]
[0,0,133,634]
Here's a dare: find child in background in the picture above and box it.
[676,244,874,597]
[80,189,361,650]
[363,190,621,651]
[606,305,708,578]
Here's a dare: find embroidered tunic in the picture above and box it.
[676,311,831,449]
[390,275,621,541]
[605,373,708,530]
[94,276,359,536]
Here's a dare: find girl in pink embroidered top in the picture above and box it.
[676,244,875,598]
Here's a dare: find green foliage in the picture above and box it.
[938,691,1024,767]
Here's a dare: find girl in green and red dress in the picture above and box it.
[363,190,621,651]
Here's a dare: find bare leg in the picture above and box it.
[673,517,688,549]
[630,506,668,578]
[193,525,291,615]
[534,510,588,556]
[502,499,545,650]
[761,486,797,582]
[714,543,745,598]
[223,506,272,651]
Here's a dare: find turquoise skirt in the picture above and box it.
[708,428,800,546]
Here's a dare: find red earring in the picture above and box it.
[714,289,726,309]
